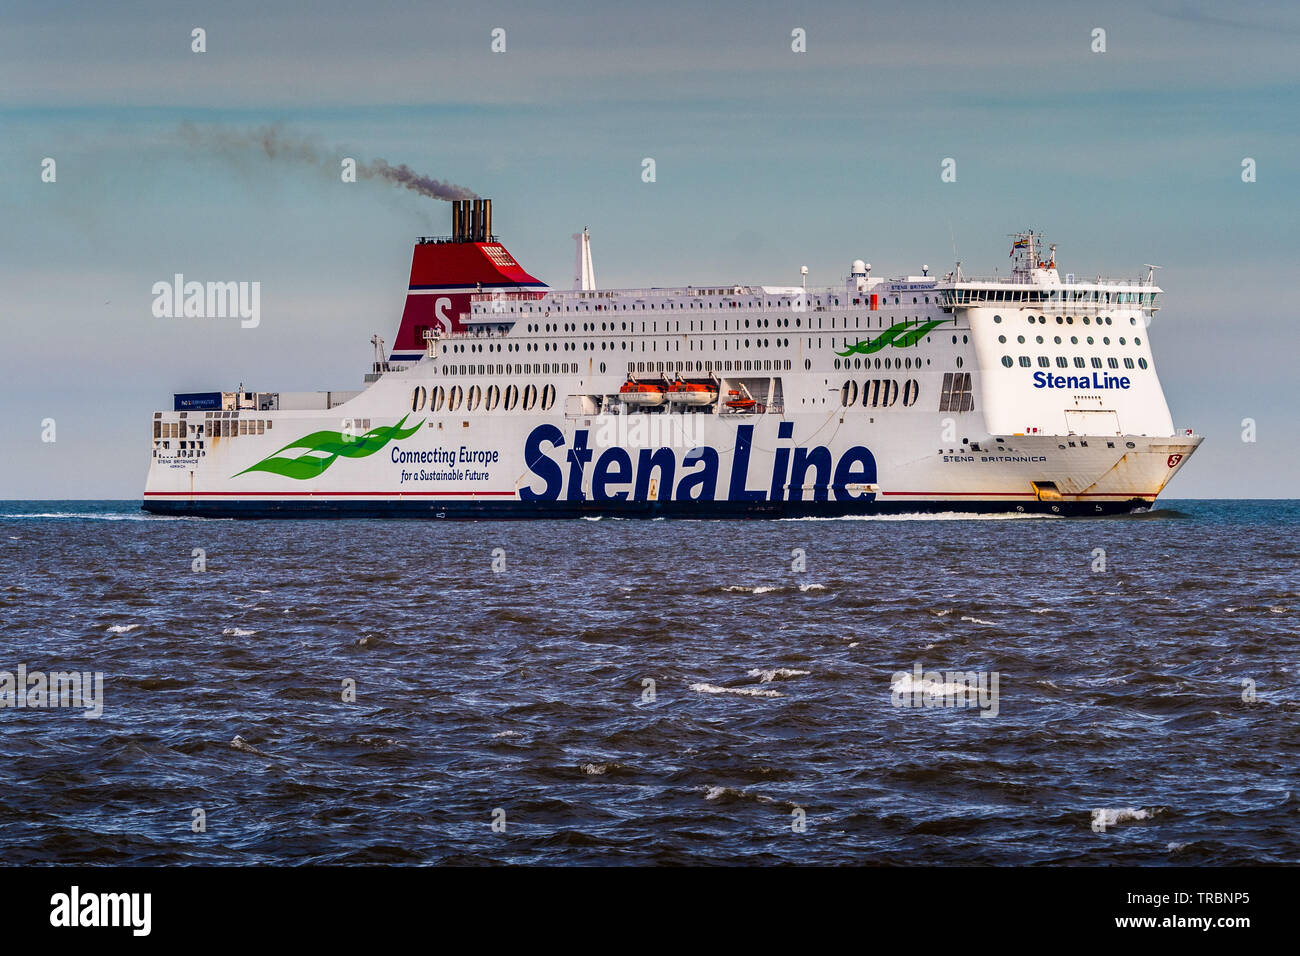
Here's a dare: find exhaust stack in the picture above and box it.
[451,198,493,242]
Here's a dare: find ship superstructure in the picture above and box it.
[143,204,1199,517]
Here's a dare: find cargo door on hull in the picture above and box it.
[1064,409,1121,435]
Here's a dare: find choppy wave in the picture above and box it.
[0,498,1295,865]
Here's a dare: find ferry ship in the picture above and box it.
[142,200,1199,518]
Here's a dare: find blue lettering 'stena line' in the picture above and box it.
[1032,371,1131,390]
[519,423,878,502]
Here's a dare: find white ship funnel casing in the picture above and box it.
[965,303,1175,438]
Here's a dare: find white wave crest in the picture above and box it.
[690,682,784,698]
[746,668,810,683]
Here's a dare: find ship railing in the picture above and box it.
[469,285,845,305]
[946,275,1159,289]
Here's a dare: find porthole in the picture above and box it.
[1017,335,1025,344]
[523,384,538,410]
[994,315,1002,323]
[411,386,427,412]
[1134,337,1142,345]
[504,384,519,410]
[541,383,556,410]
[1001,355,1013,367]
[955,356,963,368]
[485,385,500,410]
[466,385,482,411]
[998,335,1006,343]
[448,385,464,411]
[1138,357,1149,369]
[1054,336,1061,344]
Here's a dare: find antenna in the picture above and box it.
[1144,263,1162,285]
[800,265,808,290]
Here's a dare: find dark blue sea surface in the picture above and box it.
[0,499,1296,864]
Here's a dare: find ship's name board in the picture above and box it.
[520,423,876,503]
[1032,371,1131,390]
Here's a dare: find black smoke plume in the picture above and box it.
[178,123,477,201]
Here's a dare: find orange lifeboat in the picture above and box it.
[619,379,668,406]
[666,381,718,406]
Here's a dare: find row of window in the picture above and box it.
[1000,333,1142,347]
[994,314,1140,326]
[629,359,794,374]
[412,383,558,414]
[209,418,273,438]
[156,417,280,440]
[946,289,1157,305]
[834,355,931,371]
[839,378,923,409]
[1001,355,1148,370]
[441,362,576,376]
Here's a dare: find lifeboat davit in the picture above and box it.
[619,379,668,406]
[666,381,718,406]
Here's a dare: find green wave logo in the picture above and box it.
[234,414,425,481]
[836,318,949,357]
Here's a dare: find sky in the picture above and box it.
[1,0,1297,498]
